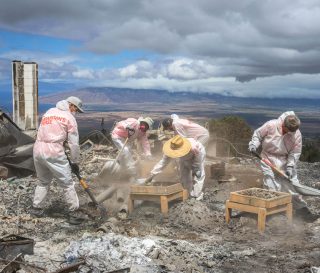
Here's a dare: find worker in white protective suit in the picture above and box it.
[30,97,84,222]
[162,114,209,146]
[146,135,206,200]
[111,117,154,178]
[248,111,317,222]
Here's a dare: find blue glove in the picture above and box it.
[285,167,293,179]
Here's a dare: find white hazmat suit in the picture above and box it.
[111,118,151,176]
[151,138,206,199]
[33,100,80,211]
[249,111,306,209]
[171,114,209,146]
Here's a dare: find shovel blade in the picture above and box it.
[102,160,121,175]
[99,205,108,220]
[292,182,320,196]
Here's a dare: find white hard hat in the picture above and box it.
[139,117,154,130]
[66,96,84,113]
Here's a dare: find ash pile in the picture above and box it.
[1,131,320,272]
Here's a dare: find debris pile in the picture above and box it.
[63,232,235,273]
[1,145,320,272]
[168,198,224,232]
[237,188,283,199]
[297,161,320,188]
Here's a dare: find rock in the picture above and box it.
[0,166,8,179]
[206,260,216,268]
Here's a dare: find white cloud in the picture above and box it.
[118,60,155,78]
[119,64,138,78]
[166,58,217,80]
[49,56,77,66]
[1,1,320,97]
[95,72,320,99]
[72,69,95,79]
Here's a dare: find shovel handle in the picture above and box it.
[80,177,107,217]
[79,178,89,189]
[80,178,99,205]
[114,137,129,162]
[251,151,290,181]
[262,159,289,179]
[65,153,107,217]
[251,150,262,160]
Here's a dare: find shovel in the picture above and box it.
[67,156,108,219]
[102,137,129,175]
[251,151,320,196]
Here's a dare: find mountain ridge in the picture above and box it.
[39,87,320,109]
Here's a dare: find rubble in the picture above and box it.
[0,138,320,272]
[0,110,35,178]
[0,166,8,179]
[238,188,283,199]
[297,161,320,188]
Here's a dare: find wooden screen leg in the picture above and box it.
[225,200,232,224]
[286,203,293,224]
[182,189,188,201]
[258,208,267,233]
[128,195,134,214]
[160,195,169,216]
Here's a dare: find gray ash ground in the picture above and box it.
[297,161,320,188]
[0,159,320,272]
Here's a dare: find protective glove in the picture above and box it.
[126,127,135,137]
[70,163,80,175]
[285,167,293,179]
[144,175,154,185]
[248,144,257,153]
[193,170,201,179]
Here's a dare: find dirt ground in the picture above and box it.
[0,155,320,273]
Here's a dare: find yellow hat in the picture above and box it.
[163,135,191,158]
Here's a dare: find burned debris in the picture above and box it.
[1,109,320,272]
[0,110,35,179]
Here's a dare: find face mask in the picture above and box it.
[139,124,148,132]
[282,124,290,135]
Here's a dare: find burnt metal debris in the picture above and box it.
[1,115,320,272]
[0,110,35,178]
[0,234,34,260]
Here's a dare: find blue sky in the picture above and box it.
[1,0,320,99]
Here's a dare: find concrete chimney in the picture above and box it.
[12,60,38,130]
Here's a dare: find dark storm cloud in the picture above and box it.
[1,0,320,81]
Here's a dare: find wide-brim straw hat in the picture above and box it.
[163,135,191,158]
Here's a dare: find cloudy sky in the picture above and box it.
[1,0,320,98]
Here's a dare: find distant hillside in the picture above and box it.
[40,87,219,105]
[40,86,320,110]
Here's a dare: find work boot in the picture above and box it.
[67,210,87,225]
[196,192,204,201]
[29,207,45,217]
[295,207,319,223]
